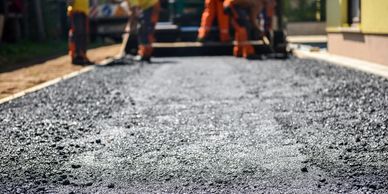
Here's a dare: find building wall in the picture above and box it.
[326,0,347,29]
[326,0,388,66]
[327,0,388,33]
[328,33,388,66]
[361,0,388,34]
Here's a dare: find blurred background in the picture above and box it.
[0,0,326,42]
[0,0,326,64]
[2,0,387,68]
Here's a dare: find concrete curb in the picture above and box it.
[0,66,95,105]
[287,35,327,44]
[293,49,388,79]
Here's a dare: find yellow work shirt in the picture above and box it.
[127,0,158,10]
[69,0,89,14]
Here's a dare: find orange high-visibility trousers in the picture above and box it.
[227,4,255,58]
[198,0,230,42]
[232,21,255,58]
[137,1,160,57]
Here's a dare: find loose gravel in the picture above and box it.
[0,57,387,193]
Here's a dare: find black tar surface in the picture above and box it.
[1,57,388,193]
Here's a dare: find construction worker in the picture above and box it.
[198,0,230,42]
[67,0,93,65]
[126,0,160,62]
[223,0,264,59]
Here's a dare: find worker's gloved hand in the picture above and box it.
[130,6,142,18]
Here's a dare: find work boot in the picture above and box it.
[72,56,86,65]
[83,59,95,66]
[72,57,94,66]
[81,56,94,65]
[245,54,265,60]
[233,46,243,58]
[234,53,243,58]
[197,37,206,43]
[134,55,151,63]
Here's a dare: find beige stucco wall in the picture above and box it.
[328,33,388,66]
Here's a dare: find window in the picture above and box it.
[348,0,361,27]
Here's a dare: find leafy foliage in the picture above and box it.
[283,0,326,22]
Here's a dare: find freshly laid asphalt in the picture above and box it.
[0,57,388,193]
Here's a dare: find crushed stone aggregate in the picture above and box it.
[0,57,387,193]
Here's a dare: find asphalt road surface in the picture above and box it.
[1,57,388,193]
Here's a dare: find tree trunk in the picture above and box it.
[33,0,45,41]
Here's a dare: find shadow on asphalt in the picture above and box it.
[97,59,179,67]
[150,60,179,65]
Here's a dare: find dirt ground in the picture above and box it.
[0,44,121,99]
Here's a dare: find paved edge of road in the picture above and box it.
[287,35,328,44]
[293,49,388,79]
[0,66,95,105]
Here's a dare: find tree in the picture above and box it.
[283,0,326,22]
[32,0,45,40]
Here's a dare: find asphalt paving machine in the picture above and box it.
[92,0,288,59]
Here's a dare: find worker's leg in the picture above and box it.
[77,13,88,59]
[223,0,240,55]
[232,22,255,58]
[230,6,255,58]
[137,10,149,58]
[215,0,230,42]
[198,0,216,41]
[138,2,160,61]
[69,11,91,64]
[68,13,76,61]
[232,21,243,57]
[147,2,160,56]
[74,12,87,59]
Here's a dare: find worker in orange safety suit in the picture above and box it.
[223,0,264,59]
[198,0,231,42]
[126,0,160,62]
[67,0,93,65]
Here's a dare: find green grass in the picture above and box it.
[0,40,68,66]
[0,40,109,70]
